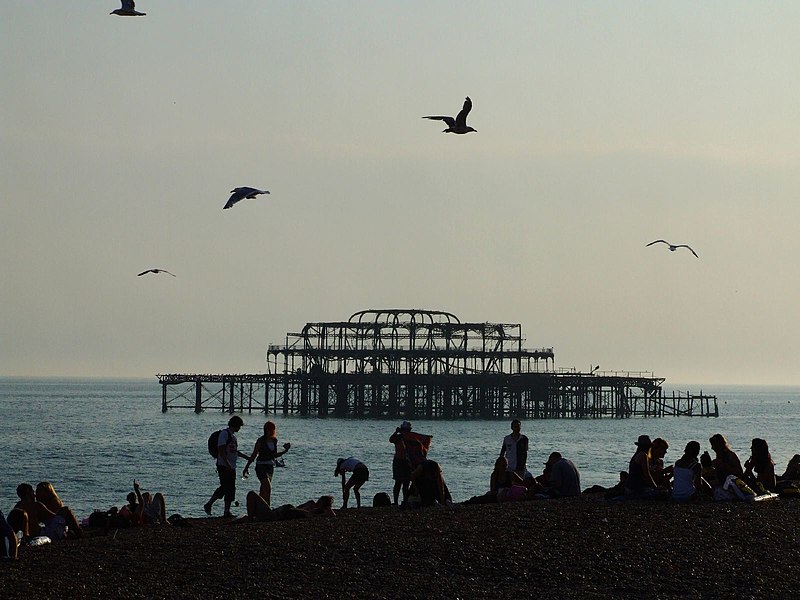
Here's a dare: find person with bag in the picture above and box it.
[204,416,248,517]
[242,420,291,507]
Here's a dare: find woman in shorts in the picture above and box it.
[243,421,291,507]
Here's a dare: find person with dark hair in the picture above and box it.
[204,415,249,517]
[335,457,369,508]
[389,421,413,505]
[649,439,673,488]
[625,435,660,498]
[543,452,581,498]
[409,459,451,507]
[671,441,707,501]
[1,510,18,560]
[242,421,291,507]
[779,454,800,481]
[744,438,777,492]
[7,482,80,541]
[709,434,743,482]
[500,419,529,477]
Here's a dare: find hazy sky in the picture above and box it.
[2,2,799,384]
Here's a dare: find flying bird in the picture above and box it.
[423,97,477,134]
[224,187,270,210]
[646,240,699,258]
[110,1,146,16]
[137,269,176,277]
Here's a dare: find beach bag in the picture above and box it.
[208,429,226,458]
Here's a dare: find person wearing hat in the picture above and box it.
[389,421,413,505]
[334,457,369,509]
[624,435,658,498]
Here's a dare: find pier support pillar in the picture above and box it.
[194,380,202,413]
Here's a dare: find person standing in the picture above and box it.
[389,421,413,505]
[335,457,369,509]
[499,419,529,477]
[242,421,291,507]
[204,416,248,517]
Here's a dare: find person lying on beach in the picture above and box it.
[671,441,709,502]
[582,471,628,499]
[296,495,337,517]
[335,457,369,509]
[1,510,18,560]
[7,483,81,541]
[232,491,310,523]
[743,438,777,493]
[131,480,169,526]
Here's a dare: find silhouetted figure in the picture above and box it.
[335,457,369,508]
[423,97,477,134]
[110,0,145,16]
[223,187,269,209]
[242,421,291,507]
[204,416,249,517]
[499,419,529,477]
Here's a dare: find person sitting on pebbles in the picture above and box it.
[779,454,800,482]
[335,457,369,509]
[7,482,82,541]
[541,452,581,498]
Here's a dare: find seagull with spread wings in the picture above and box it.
[423,97,477,134]
[137,269,176,277]
[223,187,270,210]
[110,1,146,16]
[646,240,699,258]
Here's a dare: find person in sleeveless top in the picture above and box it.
[242,421,291,507]
[671,441,707,501]
[335,457,369,508]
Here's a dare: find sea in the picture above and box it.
[1,378,798,520]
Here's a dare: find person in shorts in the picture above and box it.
[334,457,369,509]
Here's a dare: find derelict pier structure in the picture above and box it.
[157,309,717,419]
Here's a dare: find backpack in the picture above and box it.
[208,428,227,458]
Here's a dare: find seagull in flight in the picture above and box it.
[137,269,176,277]
[224,187,270,210]
[646,240,699,258]
[423,97,477,134]
[110,1,146,16]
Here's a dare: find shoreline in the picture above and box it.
[4,499,798,599]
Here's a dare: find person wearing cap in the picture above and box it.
[625,435,659,498]
[335,457,369,509]
[543,452,581,498]
[204,415,249,518]
[389,421,413,505]
[499,419,529,477]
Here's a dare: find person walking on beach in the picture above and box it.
[500,419,529,477]
[242,420,291,507]
[204,416,248,517]
[389,421,413,505]
[335,457,369,509]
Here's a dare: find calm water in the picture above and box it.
[1,378,798,519]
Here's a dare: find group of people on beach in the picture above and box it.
[617,433,800,503]
[4,417,799,561]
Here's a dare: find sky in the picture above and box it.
[2,2,799,385]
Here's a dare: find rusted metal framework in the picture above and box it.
[157,309,718,419]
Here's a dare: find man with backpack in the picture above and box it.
[204,416,248,517]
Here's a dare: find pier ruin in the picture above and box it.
[157,308,718,419]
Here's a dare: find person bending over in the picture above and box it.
[335,457,370,509]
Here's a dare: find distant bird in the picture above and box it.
[224,187,270,210]
[110,1,146,16]
[137,269,176,277]
[646,240,699,258]
[423,97,477,134]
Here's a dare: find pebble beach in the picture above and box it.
[4,498,798,599]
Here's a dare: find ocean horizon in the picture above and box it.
[1,377,797,521]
